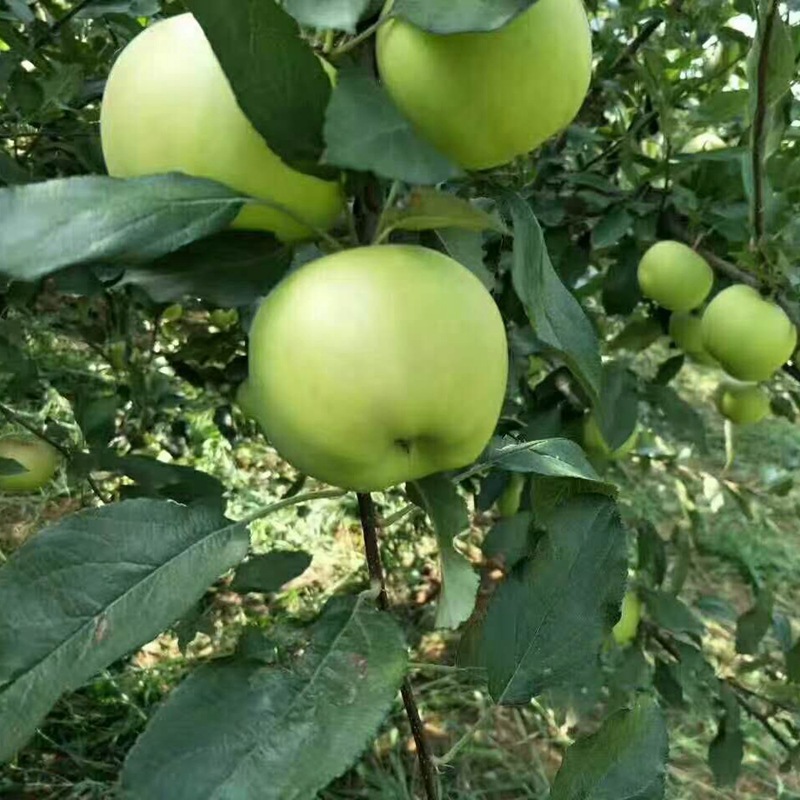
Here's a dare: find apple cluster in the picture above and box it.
[637,240,797,427]
[96,1,598,492]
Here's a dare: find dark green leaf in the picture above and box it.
[709,685,743,787]
[608,317,663,352]
[0,500,250,763]
[482,512,534,571]
[646,384,708,453]
[644,590,704,638]
[592,207,632,249]
[0,175,242,282]
[435,228,494,290]
[392,0,539,33]
[507,194,601,403]
[594,362,639,451]
[0,457,25,477]
[230,551,312,594]
[282,0,371,31]
[637,521,667,588]
[469,495,627,704]
[187,0,332,175]
[602,240,644,316]
[735,589,773,655]
[409,475,478,629]
[654,354,685,386]
[121,596,407,799]
[119,231,292,306]
[550,698,669,800]
[324,67,463,184]
[786,638,800,683]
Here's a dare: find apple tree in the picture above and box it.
[0,0,799,797]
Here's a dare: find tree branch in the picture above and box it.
[751,0,780,252]
[356,493,439,800]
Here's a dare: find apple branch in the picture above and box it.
[751,0,780,252]
[356,493,439,800]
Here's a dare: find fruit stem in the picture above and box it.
[329,15,392,59]
[356,493,439,800]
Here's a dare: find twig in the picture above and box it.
[0,402,109,503]
[35,0,96,47]
[751,0,780,253]
[329,15,392,58]
[356,493,439,800]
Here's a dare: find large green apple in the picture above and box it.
[717,382,770,425]
[637,241,714,312]
[701,285,797,381]
[248,245,509,491]
[376,0,592,170]
[668,312,716,365]
[0,435,59,493]
[100,13,343,242]
[612,590,642,647]
[583,414,639,461]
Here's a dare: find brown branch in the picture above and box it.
[356,493,439,800]
[751,0,780,251]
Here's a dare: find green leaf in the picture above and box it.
[602,240,642,317]
[282,0,372,32]
[0,500,250,763]
[592,207,632,250]
[231,550,312,594]
[786,638,800,683]
[474,437,617,498]
[0,457,25,477]
[594,362,639,451]
[482,512,534,571]
[186,0,332,176]
[507,194,602,403]
[469,495,627,704]
[435,228,494,290]
[380,189,507,239]
[409,475,478,630]
[608,316,662,352]
[119,231,292,306]
[550,698,669,800]
[0,175,242,282]
[392,0,539,33]
[709,686,743,787]
[735,589,773,655]
[120,596,407,799]
[643,590,705,638]
[323,67,463,184]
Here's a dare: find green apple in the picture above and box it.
[717,382,770,425]
[668,311,717,365]
[701,285,797,381]
[248,245,509,491]
[497,473,525,517]
[681,132,726,154]
[376,0,592,170]
[0,435,59,493]
[100,13,343,242]
[612,590,642,646]
[234,380,260,422]
[583,414,639,460]
[637,241,714,312]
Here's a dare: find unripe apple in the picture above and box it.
[234,380,260,423]
[248,245,509,491]
[637,241,714,312]
[496,473,525,517]
[701,285,797,381]
[376,0,592,170]
[681,132,726,154]
[612,590,642,646]
[583,414,639,460]
[717,382,770,425]
[0,436,59,493]
[668,312,717,365]
[100,13,343,242]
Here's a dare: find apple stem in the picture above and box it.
[356,492,439,800]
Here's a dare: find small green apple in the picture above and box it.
[376,0,592,170]
[248,245,509,491]
[0,435,59,493]
[235,380,260,423]
[583,414,639,460]
[668,312,717,365]
[613,590,642,647]
[701,285,797,381]
[100,13,343,242]
[497,473,525,517]
[637,241,714,312]
[717,382,770,425]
